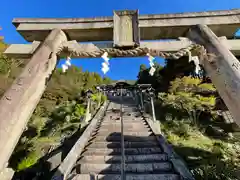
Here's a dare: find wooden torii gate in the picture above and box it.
[1,9,240,177]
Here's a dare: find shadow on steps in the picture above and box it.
[65,132,191,180]
[51,134,237,179]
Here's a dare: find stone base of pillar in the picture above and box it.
[0,168,14,180]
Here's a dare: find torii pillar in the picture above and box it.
[0,29,67,175]
[188,24,240,126]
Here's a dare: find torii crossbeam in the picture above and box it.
[1,9,240,179]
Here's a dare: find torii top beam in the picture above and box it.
[13,9,240,42]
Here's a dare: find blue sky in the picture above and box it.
[1,0,240,80]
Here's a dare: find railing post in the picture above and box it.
[134,90,138,105]
[150,93,156,122]
[140,91,144,111]
[138,90,142,110]
[85,98,91,123]
[120,87,126,180]
[0,29,67,172]
[85,90,93,123]
[142,91,146,112]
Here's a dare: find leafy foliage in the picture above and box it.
[136,57,197,92]
[17,151,42,171]
[158,76,216,124]
[0,41,28,97]
[136,58,239,179]
[162,120,240,180]
[0,40,111,171]
[2,35,239,179]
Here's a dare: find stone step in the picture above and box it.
[100,121,145,125]
[82,147,162,156]
[99,121,148,127]
[121,119,145,122]
[71,174,180,180]
[98,124,149,129]
[92,135,156,142]
[86,141,159,149]
[93,127,151,132]
[122,112,135,115]
[121,118,144,120]
[101,120,121,123]
[97,126,149,131]
[101,121,145,124]
[100,122,148,126]
[122,111,139,114]
[74,162,173,174]
[102,119,144,123]
[79,154,168,163]
[120,116,141,118]
[93,131,152,136]
[122,108,139,110]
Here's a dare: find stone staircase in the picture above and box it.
[68,100,181,180]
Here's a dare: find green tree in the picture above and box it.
[1,39,114,172]
[159,76,216,124]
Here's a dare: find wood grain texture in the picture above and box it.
[12,9,240,42]
[188,24,240,126]
[0,29,67,171]
[113,10,139,48]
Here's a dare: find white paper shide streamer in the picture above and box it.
[187,50,201,75]
[62,56,72,73]
[101,52,110,74]
[147,53,156,76]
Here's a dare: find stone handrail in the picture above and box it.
[52,101,109,180]
[141,112,195,180]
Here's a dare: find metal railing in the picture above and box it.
[120,88,126,180]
